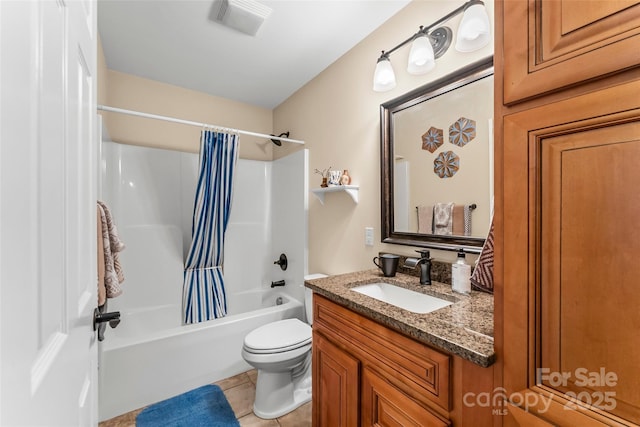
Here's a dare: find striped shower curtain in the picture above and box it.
[183,130,238,324]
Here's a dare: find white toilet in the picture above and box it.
[241,274,326,419]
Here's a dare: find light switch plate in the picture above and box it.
[365,227,374,246]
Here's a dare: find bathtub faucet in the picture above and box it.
[271,280,286,288]
[274,253,288,271]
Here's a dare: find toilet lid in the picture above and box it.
[244,318,311,353]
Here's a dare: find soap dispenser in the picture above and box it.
[451,249,471,294]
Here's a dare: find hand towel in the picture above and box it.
[417,205,433,234]
[452,204,464,235]
[471,218,494,293]
[464,204,473,236]
[97,200,125,299]
[97,206,107,306]
[433,202,454,235]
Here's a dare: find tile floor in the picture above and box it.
[98,369,312,427]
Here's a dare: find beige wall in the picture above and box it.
[274,0,494,275]
[99,68,275,159]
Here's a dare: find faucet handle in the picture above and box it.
[416,249,430,259]
[274,253,288,271]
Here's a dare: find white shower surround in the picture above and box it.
[98,142,308,420]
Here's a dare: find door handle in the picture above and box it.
[93,308,121,331]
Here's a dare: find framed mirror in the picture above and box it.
[380,57,493,253]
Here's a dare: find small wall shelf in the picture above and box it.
[311,185,359,205]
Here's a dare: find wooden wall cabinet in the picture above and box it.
[502,0,640,104]
[496,1,640,426]
[312,294,494,427]
[501,82,640,426]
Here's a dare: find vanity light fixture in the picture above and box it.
[373,53,397,92]
[455,2,491,52]
[372,0,490,92]
[407,28,436,75]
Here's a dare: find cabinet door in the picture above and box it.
[362,367,450,427]
[312,332,359,427]
[502,78,640,426]
[502,0,640,104]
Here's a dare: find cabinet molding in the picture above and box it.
[362,367,450,427]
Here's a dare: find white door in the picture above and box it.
[0,0,98,425]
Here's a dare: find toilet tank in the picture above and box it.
[303,274,327,325]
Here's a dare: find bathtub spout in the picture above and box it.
[271,280,286,288]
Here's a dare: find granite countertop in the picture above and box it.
[305,269,495,367]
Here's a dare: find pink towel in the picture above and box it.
[97,207,106,306]
[97,201,125,299]
[452,204,464,236]
[417,205,433,234]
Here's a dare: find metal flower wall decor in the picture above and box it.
[433,150,460,178]
[420,116,476,178]
[449,117,476,147]
[421,127,443,153]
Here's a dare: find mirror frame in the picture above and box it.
[380,57,494,253]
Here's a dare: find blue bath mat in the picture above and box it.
[136,384,239,427]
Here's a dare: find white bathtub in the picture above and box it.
[98,288,304,421]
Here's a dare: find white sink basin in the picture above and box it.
[351,282,453,314]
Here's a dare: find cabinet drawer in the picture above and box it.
[362,366,450,427]
[314,294,451,411]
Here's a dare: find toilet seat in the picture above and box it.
[243,318,311,354]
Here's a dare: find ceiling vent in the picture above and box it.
[210,0,272,36]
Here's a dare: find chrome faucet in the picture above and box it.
[404,250,432,285]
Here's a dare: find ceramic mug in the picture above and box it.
[373,254,400,277]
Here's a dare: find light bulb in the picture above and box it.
[373,56,396,92]
[407,33,435,75]
[455,3,490,52]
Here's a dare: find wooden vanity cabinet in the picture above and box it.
[312,294,494,427]
[313,332,359,426]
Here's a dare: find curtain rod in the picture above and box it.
[97,105,305,145]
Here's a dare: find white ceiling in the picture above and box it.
[98,0,412,109]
